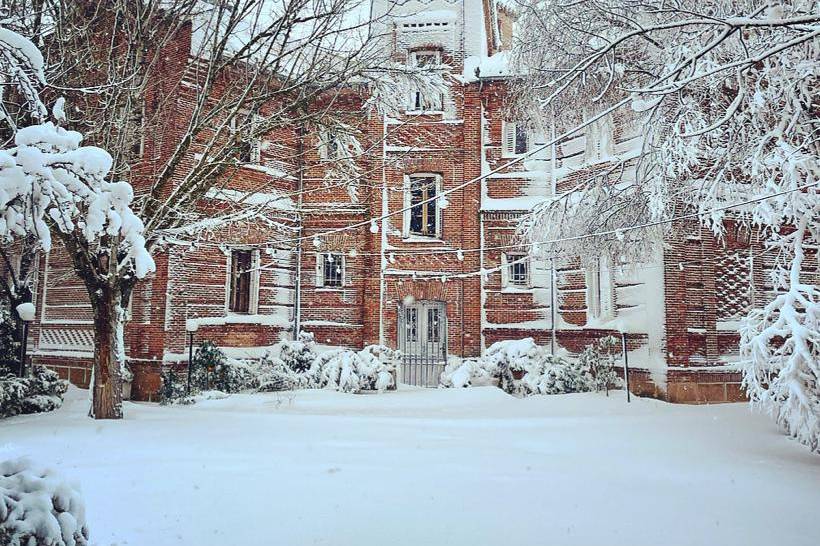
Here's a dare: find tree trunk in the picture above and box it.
[90,286,123,419]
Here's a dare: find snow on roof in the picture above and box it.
[462,51,513,82]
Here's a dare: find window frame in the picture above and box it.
[583,112,614,164]
[402,173,443,239]
[230,114,262,165]
[502,252,531,288]
[407,49,444,113]
[226,248,260,314]
[502,120,529,157]
[585,257,614,321]
[316,252,346,289]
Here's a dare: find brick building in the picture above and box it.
[21,0,762,402]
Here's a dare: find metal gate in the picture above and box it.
[398,301,447,386]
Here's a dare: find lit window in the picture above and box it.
[317,253,345,288]
[503,253,530,287]
[404,174,441,238]
[502,121,529,156]
[228,249,258,313]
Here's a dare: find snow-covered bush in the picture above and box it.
[313,345,398,393]
[0,307,17,366]
[0,457,89,546]
[279,331,317,374]
[520,355,594,396]
[255,355,303,392]
[579,336,622,394]
[439,358,496,389]
[0,366,68,418]
[440,338,598,397]
[157,368,194,405]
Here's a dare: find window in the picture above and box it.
[502,253,530,288]
[316,253,345,288]
[584,112,614,163]
[228,249,258,313]
[426,307,442,343]
[408,49,444,112]
[230,115,262,164]
[586,257,614,320]
[319,129,342,160]
[502,121,529,156]
[403,174,441,238]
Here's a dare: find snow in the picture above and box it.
[462,51,512,82]
[2,386,819,546]
[15,302,35,321]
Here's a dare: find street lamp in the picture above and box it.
[185,319,198,395]
[16,302,35,378]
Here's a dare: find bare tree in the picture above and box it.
[2,0,444,418]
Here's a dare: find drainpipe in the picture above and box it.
[479,101,487,356]
[293,124,305,338]
[378,116,388,346]
[550,107,558,354]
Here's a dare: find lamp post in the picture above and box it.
[185,319,198,395]
[620,332,631,403]
[16,302,35,378]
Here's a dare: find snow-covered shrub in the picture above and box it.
[313,345,398,393]
[157,368,194,405]
[440,358,496,389]
[255,354,304,392]
[190,341,226,389]
[279,331,317,374]
[0,366,68,418]
[520,355,594,396]
[0,457,89,546]
[0,307,17,366]
[579,336,622,394]
[440,338,597,397]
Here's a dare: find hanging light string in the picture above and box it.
[246,181,817,276]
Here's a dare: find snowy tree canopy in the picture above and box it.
[0,24,155,280]
[510,0,819,451]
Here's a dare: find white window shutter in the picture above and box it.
[250,250,261,313]
[502,122,515,156]
[340,255,347,287]
[501,253,509,287]
[599,258,615,319]
[585,263,600,319]
[315,254,324,287]
[318,129,328,160]
[251,115,262,164]
[402,176,411,237]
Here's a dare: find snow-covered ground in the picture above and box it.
[2,387,818,546]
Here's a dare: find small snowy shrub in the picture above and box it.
[255,353,303,392]
[579,336,622,394]
[0,458,89,546]
[314,345,398,393]
[440,338,599,397]
[190,341,226,389]
[157,368,194,405]
[0,366,68,418]
[440,358,496,388]
[0,307,17,365]
[521,355,594,395]
[279,331,317,373]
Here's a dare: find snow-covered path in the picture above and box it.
[2,387,818,546]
